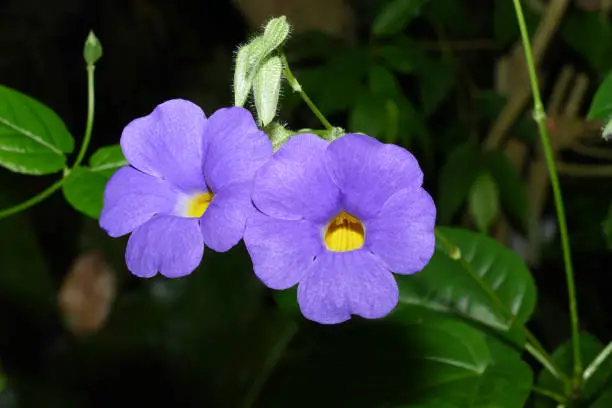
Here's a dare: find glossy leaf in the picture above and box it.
[62,144,127,219]
[438,141,484,224]
[372,0,427,37]
[0,85,74,174]
[89,144,127,176]
[255,316,531,407]
[588,71,612,120]
[535,332,612,407]
[349,93,388,139]
[468,172,500,233]
[395,227,537,341]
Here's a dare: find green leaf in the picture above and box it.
[468,173,500,233]
[348,93,388,139]
[560,10,612,73]
[438,141,485,224]
[417,54,455,116]
[379,45,414,74]
[256,316,531,407]
[368,65,401,98]
[395,227,537,341]
[588,71,612,120]
[62,144,127,219]
[535,332,612,407]
[372,0,427,37]
[0,85,74,174]
[89,144,127,176]
[486,150,530,231]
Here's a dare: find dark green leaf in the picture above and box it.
[368,64,401,98]
[560,10,612,73]
[468,172,500,233]
[372,0,427,37]
[395,227,536,342]
[486,150,530,231]
[0,85,74,174]
[379,45,414,74]
[349,93,388,139]
[437,141,485,224]
[89,144,127,176]
[62,167,109,219]
[417,55,455,116]
[62,144,127,219]
[588,71,612,120]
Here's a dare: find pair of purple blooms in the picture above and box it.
[100,99,436,324]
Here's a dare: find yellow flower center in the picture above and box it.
[324,211,365,252]
[186,192,214,218]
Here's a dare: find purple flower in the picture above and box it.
[244,133,436,324]
[99,99,272,278]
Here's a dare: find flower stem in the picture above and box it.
[511,0,581,386]
[279,51,333,131]
[73,64,96,168]
[0,61,97,219]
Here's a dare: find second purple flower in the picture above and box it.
[244,133,436,324]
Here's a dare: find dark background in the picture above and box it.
[1,0,612,406]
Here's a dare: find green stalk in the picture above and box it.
[280,51,333,131]
[511,0,581,386]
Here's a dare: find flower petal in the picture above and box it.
[120,99,207,192]
[297,250,399,324]
[244,210,323,290]
[99,166,181,237]
[125,215,203,278]
[199,182,252,252]
[252,133,340,222]
[325,133,424,219]
[204,107,272,191]
[366,188,436,274]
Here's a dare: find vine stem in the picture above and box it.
[73,64,96,168]
[511,0,581,386]
[0,61,96,219]
[279,51,333,131]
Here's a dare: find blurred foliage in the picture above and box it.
[2,0,612,407]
